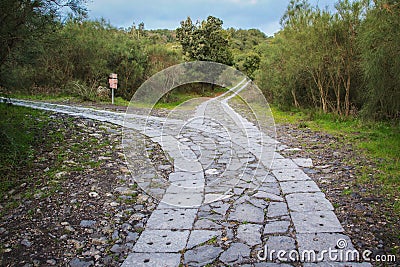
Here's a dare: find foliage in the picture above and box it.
[0,0,86,68]
[256,0,398,121]
[176,16,233,65]
[272,105,400,215]
[0,104,48,199]
[358,0,400,120]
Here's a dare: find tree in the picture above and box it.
[176,16,233,65]
[0,0,86,68]
[358,0,400,120]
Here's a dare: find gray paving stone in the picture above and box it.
[264,236,297,261]
[121,253,181,267]
[168,171,204,182]
[210,202,230,215]
[187,230,222,249]
[193,219,223,230]
[229,203,265,223]
[272,168,311,182]
[184,245,223,266]
[133,230,189,252]
[219,242,251,265]
[280,180,321,195]
[160,192,203,208]
[291,211,344,233]
[293,158,313,168]
[146,208,197,230]
[270,159,298,170]
[257,183,281,195]
[249,198,268,209]
[286,192,334,212]
[263,220,290,234]
[170,179,205,188]
[165,184,203,194]
[204,193,233,204]
[267,202,289,218]
[237,224,262,246]
[297,233,356,262]
[253,191,284,202]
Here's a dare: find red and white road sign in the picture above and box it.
[109,73,118,89]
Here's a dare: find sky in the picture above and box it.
[86,0,336,36]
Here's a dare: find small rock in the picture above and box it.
[46,259,56,265]
[0,227,6,234]
[121,223,132,232]
[80,220,96,228]
[219,242,250,264]
[112,230,119,240]
[89,192,99,198]
[109,202,119,207]
[125,231,139,242]
[69,257,94,267]
[65,226,75,232]
[21,239,32,247]
[110,244,124,253]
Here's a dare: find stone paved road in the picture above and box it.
[7,91,371,266]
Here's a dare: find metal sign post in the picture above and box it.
[108,73,118,105]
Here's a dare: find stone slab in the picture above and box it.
[146,208,197,230]
[253,191,284,202]
[121,253,181,267]
[270,159,298,170]
[219,242,251,265]
[286,192,334,212]
[267,202,289,218]
[291,211,344,233]
[297,233,356,262]
[184,245,223,266]
[133,230,189,252]
[280,180,321,195]
[237,224,262,246]
[272,169,311,182]
[168,172,204,182]
[229,203,265,223]
[264,236,297,260]
[187,230,222,249]
[264,220,291,234]
[293,158,313,168]
[160,192,203,208]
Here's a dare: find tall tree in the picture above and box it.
[176,16,233,65]
[358,0,400,119]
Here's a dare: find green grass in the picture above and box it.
[0,104,49,199]
[108,97,129,106]
[5,92,79,102]
[272,106,400,215]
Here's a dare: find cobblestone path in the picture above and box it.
[8,91,370,266]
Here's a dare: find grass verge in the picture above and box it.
[272,106,400,216]
[0,104,50,200]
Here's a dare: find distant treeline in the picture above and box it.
[0,0,398,120]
